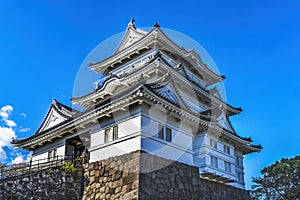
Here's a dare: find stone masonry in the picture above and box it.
[0,166,83,200]
[82,151,140,200]
[0,150,251,200]
[83,150,251,200]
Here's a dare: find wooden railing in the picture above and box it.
[0,155,83,180]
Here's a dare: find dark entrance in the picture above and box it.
[65,132,90,160]
[65,136,85,159]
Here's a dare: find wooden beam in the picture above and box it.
[80,124,86,129]
[143,73,150,78]
[92,118,98,123]
[120,107,127,111]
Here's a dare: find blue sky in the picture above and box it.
[1,0,300,188]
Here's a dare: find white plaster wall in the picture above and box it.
[198,135,236,164]
[89,136,142,162]
[141,113,194,165]
[31,143,65,165]
[56,145,65,157]
[89,115,142,162]
[141,137,193,165]
[31,152,48,165]
[91,130,104,147]
[91,116,141,148]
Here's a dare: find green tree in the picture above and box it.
[251,156,300,200]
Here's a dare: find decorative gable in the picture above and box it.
[217,113,235,133]
[36,99,75,135]
[114,19,147,53]
[38,108,68,133]
[155,83,181,106]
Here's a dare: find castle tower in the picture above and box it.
[12,20,261,190]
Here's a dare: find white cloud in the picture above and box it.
[0,105,16,127]
[19,127,31,132]
[0,112,8,119]
[0,105,12,118]
[0,127,16,148]
[11,152,32,164]
[0,127,16,162]
[0,148,7,161]
[4,119,16,127]
[0,105,13,117]
[0,105,31,164]
[0,105,17,162]
[0,105,13,112]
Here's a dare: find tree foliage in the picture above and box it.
[61,161,76,173]
[250,156,300,200]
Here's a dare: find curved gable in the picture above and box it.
[35,99,75,135]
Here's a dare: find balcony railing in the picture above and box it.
[0,155,85,180]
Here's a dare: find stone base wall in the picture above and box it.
[139,152,250,200]
[83,150,251,200]
[0,151,250,200]
[82,151,140,200]
[0,167,83,200]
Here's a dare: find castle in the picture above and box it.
[12,19,261,191]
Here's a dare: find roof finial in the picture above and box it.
[128,17,136,29]
[154,22,160,28]
[130,17,135,24]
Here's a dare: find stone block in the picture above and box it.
[121,185,128,195]
[90,170,95,176]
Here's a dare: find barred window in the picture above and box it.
[225,161,231,173]
[158,124,164,140]
[113,126,118,140]
[224,145,230,155]
[104,128,110,143]
[53,149,57,160]
[211,156,218,168]
[158,124,172,142]
[237,172,244,183]
[166,127,172,142]
[48,151,52,162]
[236,156,243,167]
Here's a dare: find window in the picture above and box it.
[158,124,164,139]
[53,149,57,160]
[225,161,231,173]
[113,126,118,140]
[166,127,172,142]
[211,156,218,168]
[210,138,217,149]
[224,145,230,155]
[104,125,119,143]
[158,125,172,142]
[237,172,244,183]
[104,128,110,143]
[236,156,243,167]
[48,151,52,162]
